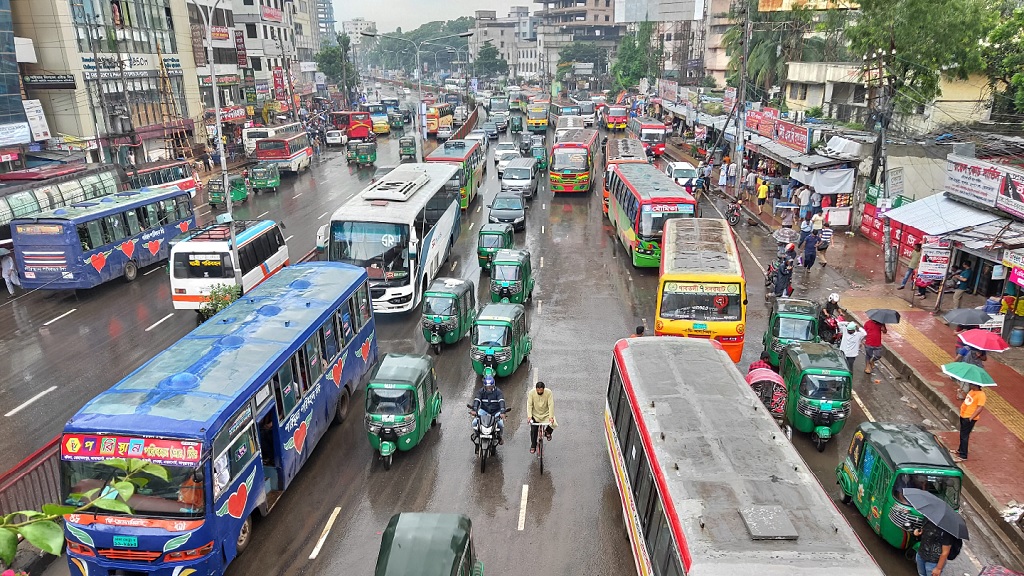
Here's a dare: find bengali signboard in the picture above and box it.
[723,87,737,112]
[61,434,202,466]
[273,67,286,101]
[22,100,51,141]
[1004,249,1024,288]
[745,110,762,131]
[244,68,257,104]
[694,125,707,141]
[210,26,230,41]
[190,24,207,67]
[261,5,283,22]
[918,236,951,281]
[658,78,678,102]
[22,74,76,90]
[758,0,859,10]
[998,170,1024,220]
[774,119,810,153]
[235,30,248,67]
[758,107,779,138]
[945,155,1002,207]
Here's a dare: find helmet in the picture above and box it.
[483,376,495,388]
[828,293,841,303]
[846,322,857,332]
[785,243,796,253]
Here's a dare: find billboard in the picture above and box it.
[758,0,859,10]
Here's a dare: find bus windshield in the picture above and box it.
[640,129,665,143]
[475,325,510,347]
[609,107,627,116]
[640,209,692,237]
[367,388,415,416]
[491,100,509,113]
[528,109,546,120]
[365,104,386,115]
[552,150,587,172]
[61,459,205,518]
[423,295,456,316]
[799,374,850,400]
[659,282,743,321]
[580,102,595,114]
[329,222,410,286]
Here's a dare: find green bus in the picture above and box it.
[425,140,485,210]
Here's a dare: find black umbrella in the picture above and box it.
[903,488,969,540]
[943,308,992,327]
[867,308,901,324]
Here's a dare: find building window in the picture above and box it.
[74,0,178,56]
[604,15,609,21]
[246,23,257,38]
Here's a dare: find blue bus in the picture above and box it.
[59,262,379,576]
[11,188,195,290]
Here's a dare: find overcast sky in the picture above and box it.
[333,0,520,34]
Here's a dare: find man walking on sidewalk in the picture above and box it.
[863,319,887,373]
[952,383,986,462]
[817,223,833,267]
[839,322,866,371]
[744,170,756,201]
[952,262,972,308]
[898,243,923,289]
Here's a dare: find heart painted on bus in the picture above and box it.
[118,239,136,259]
[145,240,162,256]
[178,221,190,233]
[330,354,346,387]
[292,422,308,454]
[216,468,255,519]
[357,332,375,362]
[87,252,108,273]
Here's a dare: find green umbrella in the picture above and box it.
[941,362,996,386]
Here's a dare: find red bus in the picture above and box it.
[627,116,668,156]
[604,105,628,131]
[255,132,313,173]
[330,111,373,141]
[127,159,200,198]
[549,128,599,194]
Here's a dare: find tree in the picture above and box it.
[557,42,608,78]
[475,41,509,77]
[314,33,358,98]
[1,459,167,568]
[363,17,473,74]
[199,283,242,320]
[610,21,662,91]
[846,0,993,112]
[982,7,1024,115]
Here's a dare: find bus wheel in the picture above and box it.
[236,515,253,554]
[123,261,138,282]
[334,387,352,424]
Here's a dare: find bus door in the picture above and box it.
[256,402,283,500]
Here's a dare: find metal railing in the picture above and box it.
[0,435,61,516]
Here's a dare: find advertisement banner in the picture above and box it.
[190,24,206,67]
[22,74,77,90]
[997,170,1024,220]
[273,67,286,100]
[22,100,51,141]
[757,107,778,137]
[199,75,241,87]
[745,110,762,131]
[723,87,736,112]
[234,29,248,67]
[918,236,951,281]
[210,26,230,41]
[261,5,283,22]
[694,125,707,141]
[0,123,31,146]
[61,433,202,466]
[945,154,1001,207]
[658,78,678,102]
[300,61,317,73]
[774,120,810,153]
[758,0,859,9]
[1005,249,1024,288]
[244,68,257,104]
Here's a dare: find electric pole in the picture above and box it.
[732,0,750,201]
[863,47,896,282]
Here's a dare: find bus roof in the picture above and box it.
[132,158,191,174]
[11,188,186,223]
[615,163,695,202]
[632,116,666,127]
[553,129,598,146]
[661,218,742,276]
[170,219,277,250]
[65,263,367,440]
[425,140,479,162]
[0,163,91,181]
[614,337,883,576]
[329,163,460,226]
[606,138,647,161]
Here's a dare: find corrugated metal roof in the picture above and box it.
[883,194,999,235]
[946,219,1024,250]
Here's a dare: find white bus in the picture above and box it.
[169,219,290,311]
[571,97,597,126]
[320,163,462,313]
[241,122,304,157]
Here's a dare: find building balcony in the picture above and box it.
[786,61,861,85]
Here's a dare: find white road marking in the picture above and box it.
[469,222,475,230]
[451,261,458,272]
[708,199,764,271]
[195,209,211,219]
[476,205,481,213]
[851,390,875,422]
[517,484,530,531]
[537,300,542,314]
[541,225,545,234]
[43,308,76,327]
[145,313,175,332]
[285,235,294,242]
[143,267,163,276]
[542,203,546,210]
[532,367,539,385]
[318,211,329,220]
[540,256,544,268]
[308,506,342,560]
[5,386,58,417]
[293,192,303,199]
[258,211,269,218]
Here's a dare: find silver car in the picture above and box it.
[501,158,539,200]
[495,150,521,177]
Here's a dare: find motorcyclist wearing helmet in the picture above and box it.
[825,293,841,317]
[471,376,506,444]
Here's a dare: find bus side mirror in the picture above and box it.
[315,225,328,253]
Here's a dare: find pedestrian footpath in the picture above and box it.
[662,137,1024,550]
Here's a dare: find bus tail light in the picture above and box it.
[67,540,96,557]
[174,288,186,294]
[163,541,214,562]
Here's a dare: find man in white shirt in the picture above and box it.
[839,322,867,372]
[798,186,812,218]
[744,171,756,200]
[726,162,737,186]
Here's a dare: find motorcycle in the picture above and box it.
[821,311,847,345]
[726,200,742,226]
[467,404,512,473]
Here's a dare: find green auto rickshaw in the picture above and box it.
[470,303,532,378]
[477,223,515,270]
[249,162,280,193]
[762,298,822,366]
[531,145,548,171]
[346,140,359,164]
[399,136,417,161]
[357,142,377,167]
[510,115,523,133]
[779,342,853,452]
[364,353,442,471]
[836,422,963,550]
[421,277,477,354]
[374,513,483,576]
[207,174,249,208]
[388,112,405,130]
[489,249,534,304]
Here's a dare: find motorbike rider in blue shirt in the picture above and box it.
[471,376,506,444]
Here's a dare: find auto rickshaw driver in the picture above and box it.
[470,376,506,445]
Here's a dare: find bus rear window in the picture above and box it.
[173,252,232,279]
[257,141,287,152]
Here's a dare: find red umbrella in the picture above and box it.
[957,329,1010,352]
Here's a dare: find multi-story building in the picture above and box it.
[187,1,243,111]
[342,17,374,45]
[13,0,202,164]
[0,0,31,169]
[701,0,730,87]
[517,41,539,80]
[315,0,336,46]
[470,7,540,80]
[291,0,319,104]
[234,0,301,118]
[533,0,620,84]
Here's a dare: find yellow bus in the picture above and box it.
[527,103,549,133]
[655,218,747,362]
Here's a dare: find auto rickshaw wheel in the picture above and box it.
[813,432,826,452]
[433,343,442,355]
[383,454,393,471]
[837,485,852,505]
[236,515,253,553]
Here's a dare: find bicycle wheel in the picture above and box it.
[538,437,544,474]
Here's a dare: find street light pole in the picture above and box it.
[199,0,241,284]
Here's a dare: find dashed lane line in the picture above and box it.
[43,308,76,326]
[308,506,342,560]
[517,484,530,531]
[5,386,58,417]
[145,313,174,332]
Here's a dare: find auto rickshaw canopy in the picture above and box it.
[374,513,474,576]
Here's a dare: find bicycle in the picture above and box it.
[530,420,552,474]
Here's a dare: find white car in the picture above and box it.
[665,161,701,190]
[495,150,521,177]
[436,125,453,141]
[325,130,347,147]
[404,88,411,95]
[466,130,488,152]
[375,82,382,89]
[493,141,519,163]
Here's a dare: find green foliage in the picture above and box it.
[699,75,718,89]
[557,42,608,76]
[200,283,242,320]
[364,18,473,73]
[846,0,994,112]
[806,106,824,118]
[476,41,509,77]
[314,34,359,98]
[982,7,1024,114]
[611,21,662,91]
[0,459,168,567]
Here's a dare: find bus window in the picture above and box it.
[238,244,257,274]
[274,363,299,419]
[254,234,273,262]
[270,227,285,251]
[213,425,256,499]
[104,214,127,243]
[320,317,339,360]
[77,222,102,251]
[175,195,192,220]
[355,284,372,328]
[304,334,325,381]
[125,208,142,235]
[337,303,354,346]
[141,203,160,228]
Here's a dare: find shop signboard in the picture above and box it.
[199,74,241,87]
[658,78,678,102]
[774,120,810,153]
[886,166,904,197]
[694,125,707,141]
[22,74,76,90]
[723,87,736,111]
[758,107,779,137]
[190,24,206,67]
[273,67,286,101]
[244,68,257,104]
[210,26,230,41]
[261,5,283,22]
[996,170,1024,220]
[1004,249,1024,288]
[918,236,951,281]
[945,154,1001,207]
[745,110,762,131]
[235,30,248,67]
[22,100,51,141]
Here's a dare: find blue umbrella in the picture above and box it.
[774,202,799,212]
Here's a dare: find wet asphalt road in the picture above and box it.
[13,91,1017,575]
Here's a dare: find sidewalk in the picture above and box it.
[664,138,1024,550]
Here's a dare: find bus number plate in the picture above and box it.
[113,536,138,548]
[693,323,708,330]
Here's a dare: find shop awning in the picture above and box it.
[883,193,999,236]
[946,219,1024,255]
